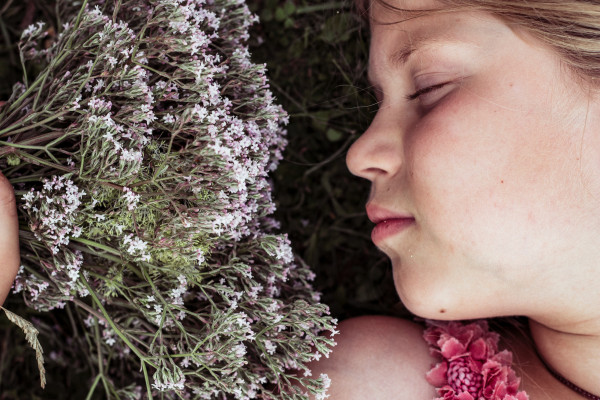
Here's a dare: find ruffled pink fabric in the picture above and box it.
[423,320,529,400]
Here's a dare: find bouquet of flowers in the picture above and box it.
[0,0,336,398]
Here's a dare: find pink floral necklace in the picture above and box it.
[423,320,529,400]
[423,319,600,400]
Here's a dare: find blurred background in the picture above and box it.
[0,0,405,397]
[248,0,403,319]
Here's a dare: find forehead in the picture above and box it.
[367,13,460,81]
[368,0,447,23]
[368,0,480,45]
[366,4,510,80]
[367,0,521,50]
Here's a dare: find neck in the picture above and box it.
[529,318,600,396]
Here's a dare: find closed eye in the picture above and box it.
[405,82,448,101]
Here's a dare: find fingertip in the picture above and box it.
[0,170,17,217]
[0,169,19,305]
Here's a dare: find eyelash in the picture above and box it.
[405,82,448,101]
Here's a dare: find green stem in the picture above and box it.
[0,140,48,152]
[84,374,103,400]
[69,243,125,265]
[331,58,354,87]
[73,299,105,322]
[70,237,122,256]
[13,150,72,172]
[93,320,111,397]
[3,73,48,120]
[130,22,148,61]
[32,69,52,113]
[0,131,69,159]
[0,111,69,137]
[303,135,354,177]
[141,362,154,400]
[64,0,90,51]
[112,0,123,23]
[80,279,156,368]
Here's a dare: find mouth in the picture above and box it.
[367,204,415,245]
[371,217,415,244]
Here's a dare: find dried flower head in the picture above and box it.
[0,0,335,398]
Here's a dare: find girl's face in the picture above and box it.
[347,0,600,321]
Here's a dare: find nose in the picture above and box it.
[346,107,404,181]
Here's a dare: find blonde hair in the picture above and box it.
[356,0,600,85]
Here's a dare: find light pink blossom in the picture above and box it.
[424,320,529,400]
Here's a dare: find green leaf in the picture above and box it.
[319,13,352,44]
[284,17,295,29]
[260,9,273,22]
[310,110,331,132]
[325,128,343,142]
[2,307,46,388]
[278,36,290,47]
[284,1,296,16]
[289,40,304,58]
[275,7,287,22]
[6,153,21,165]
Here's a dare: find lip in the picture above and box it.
[367,204,415,244]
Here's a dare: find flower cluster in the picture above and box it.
[424,320,529,400]
[1,0,336,398]
[22,176,85,255]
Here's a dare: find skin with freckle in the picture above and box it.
[0,171,20,306]
[347,1,600,322]
[303,0,600,398]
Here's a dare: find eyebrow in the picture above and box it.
[366,39,428,88]
[367,38,469,87]
[389,44,419,67]
[390,34,454,68]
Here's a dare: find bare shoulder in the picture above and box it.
[306,316,437,400]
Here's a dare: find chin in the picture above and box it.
[394,271,495,322]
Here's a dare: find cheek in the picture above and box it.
[406,96,511,220]
[404,91,579,266]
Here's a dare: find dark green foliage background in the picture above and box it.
[248,0,403,319]
[0,0,406,396]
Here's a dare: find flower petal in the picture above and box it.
[470,337,488,360]
[426,361,449,387]
[441,337,467,359]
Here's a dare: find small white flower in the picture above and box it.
[196,249,205,265]
[315,374,332,400]
[122,187,140,211]
[264,340,276,355]
[162,113,175,124]
[233,344,246,358]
